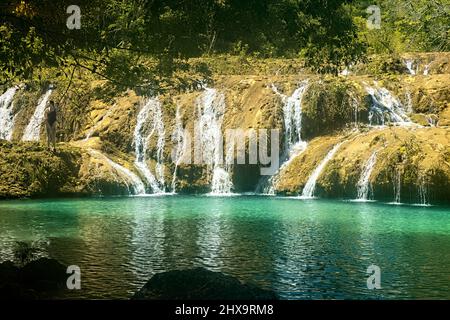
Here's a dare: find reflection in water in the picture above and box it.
[196,200,226,270]
[0,196,449,299]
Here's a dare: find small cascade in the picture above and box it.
[300,141,344,199]
[258,81,309,194]
[392,168,402,204]
[405,60,416,75]
[426,115,436,127]
[356,151,377,201]
[423,63,431,76]
[340,67,350,76]
[365,83,411,126]
[88,149,146,195]
[405,91,413,114]
[170,104,185,193]
[196,88,233,194]
[84,104,117,141]
[22,89,53,141]
[274,81,309,159]
[210,167,234,194]
[0,86,19,141]
[133,98,165,194]
[417,175,429,206]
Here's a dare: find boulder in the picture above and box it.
[133,267,277,300]
[0,258,68,299]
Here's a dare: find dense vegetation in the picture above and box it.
[1,0,449,90]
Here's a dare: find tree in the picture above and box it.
[1,0,368,87]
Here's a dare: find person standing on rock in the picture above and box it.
[45,100,58,151]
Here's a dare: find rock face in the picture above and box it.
[0,141,82,199]
[0,258,68,299]
[132,267,277,300]
[0,53,449,203]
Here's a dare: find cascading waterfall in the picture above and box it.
[196,88,233,194]
[0,86,19,141]
[355,151,377,201]
[152,102,166,188]
[170,104,185,193]
[405,60,416,75]
[365,83,412,126]
[279,81,309,160]
[134,98,165,194]
[300,142,344,199]
[22,89,53,141]
[88,149,146,195]
[258,81,309,194]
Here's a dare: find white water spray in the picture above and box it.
[258,81,310,194]
[356,151,378,201]
[392,168,402,204]
[133,98,166,194]
[423,63,431,76]
[301,142,344,198]
[417,175,429,206]
[196,88,233,194]
[22,89,53,141]
[88,149,146,195]
[405,60,416,75]
[170,104,186,192]
[365,84,411,126]
[0,86,19,141]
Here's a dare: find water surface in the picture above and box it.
[0,196,449,299]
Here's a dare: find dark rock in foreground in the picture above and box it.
[0,258,68,299]
[132,267,278,300]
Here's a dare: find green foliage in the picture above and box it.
[355,0,450,54]
[1,0,367,86]
[1,0,447,86]
[302,78,362,138]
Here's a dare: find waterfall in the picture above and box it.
[84,104,117,141]
[196,88,233,194]
[258,81,309,194]
[340,67,350,76]
[0,86,19,141]
[88,149,146,195]
[133,98,165,194]
[405,91,413,114]
[405,60,416,75]
[22,89,53,141]
[392,168,402,204]
[300,142,343,199]
[365,84,411,126]
[423,63,431,76]
[170,104,185,193]
[356,151,377,201]
[417,175,429,206]
[426,115,436,127]
[210,167,234,194]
